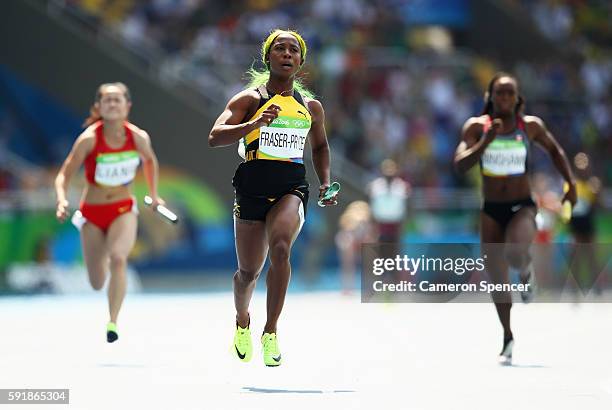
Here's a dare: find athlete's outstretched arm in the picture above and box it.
[54,131,95,221]
[134,129,164,208]
[527,116,577,205]
[454,117,501,174]
[307,99,334,203]
[208,91,280,148]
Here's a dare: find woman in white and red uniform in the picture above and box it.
[55,82,164,343]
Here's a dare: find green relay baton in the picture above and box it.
[317,182,341,207]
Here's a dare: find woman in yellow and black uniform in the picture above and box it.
[454,72,576,364]
[569,152,601,293]
[569,153,599,242]
[233,84,312,222]
[208,29,337,366]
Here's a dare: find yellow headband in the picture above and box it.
[261,29,307,67]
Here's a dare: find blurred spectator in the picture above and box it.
[0,166,15,192]
[368,159,411,244]
[335,200,375,294]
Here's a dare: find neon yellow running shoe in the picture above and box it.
[233,324,252,362]
[261,332,282,367]
[106,322,118,343]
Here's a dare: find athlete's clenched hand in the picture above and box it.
[252,104,281,128]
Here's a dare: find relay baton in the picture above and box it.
[144,196,179,224]
[317,182,341,207]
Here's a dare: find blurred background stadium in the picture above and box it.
[1,0,611,294]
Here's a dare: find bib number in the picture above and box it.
[482,140,527,176]
[258,126,308,160]
[95,151,140,186]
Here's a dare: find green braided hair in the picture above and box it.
[245,29,315,100]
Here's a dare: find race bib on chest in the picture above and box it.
[258,116,310,161]
[482,139,527,177]
[94,151,140,186]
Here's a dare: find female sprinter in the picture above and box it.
[454,72,576,364]
[568,153,601,294]
[55,82,164,343]
[208,29,337,366]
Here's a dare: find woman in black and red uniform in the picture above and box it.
[454,73,576,364]
[55,82,164,343]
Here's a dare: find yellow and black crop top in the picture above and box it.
[238,87,312,163]
[232,86,312,197]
